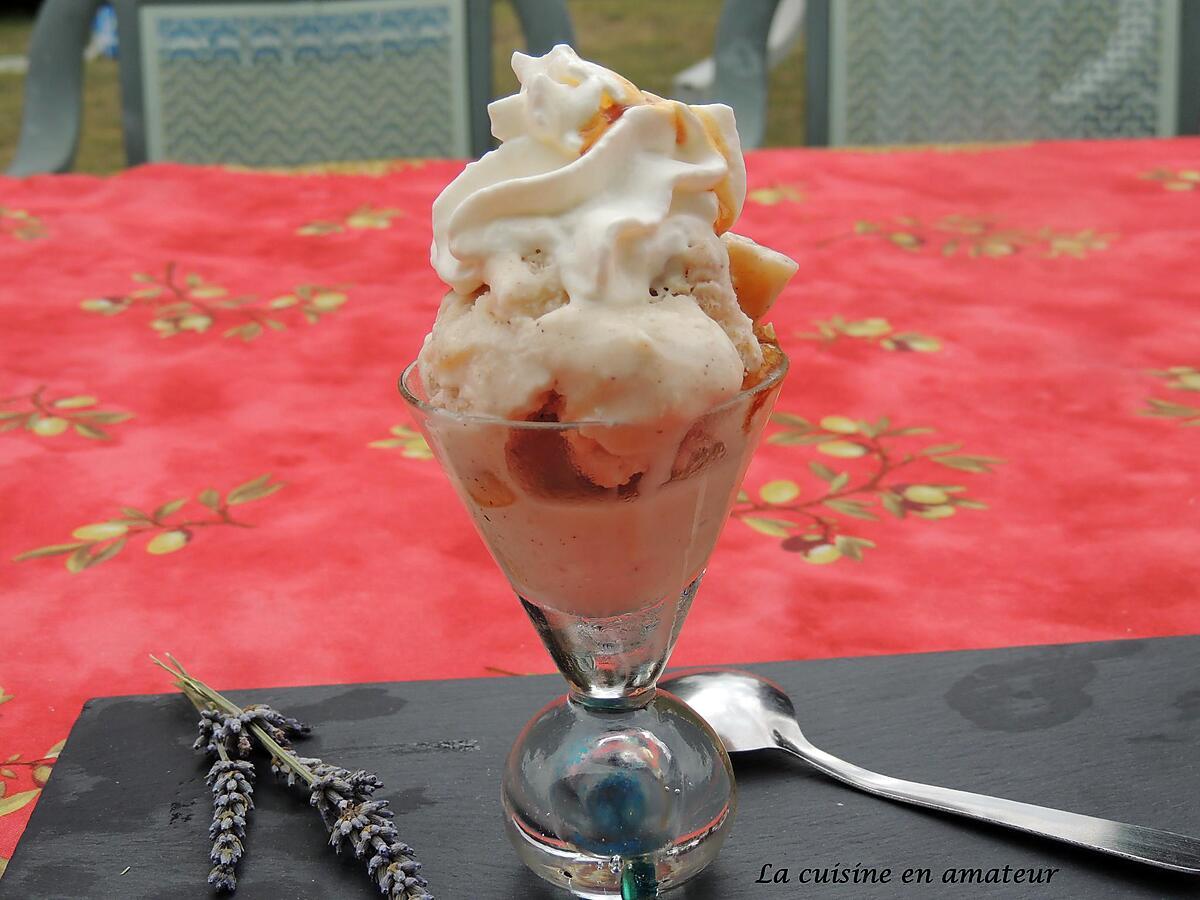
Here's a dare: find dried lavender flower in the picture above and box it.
[205,759,255,893]
[286,759,433,900]
[195,705,311,758]
[191,703,295,893]
[208,864,237,892]
[195,709,254,759]
[242,704,311,746]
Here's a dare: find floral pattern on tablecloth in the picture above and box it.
[733,413,1002,564]
[297,205,404,236]
[82,265,348,341]
[0,688,62,876]
[0,207,45,241]
[1139,168,1200,192]
[1142,367,1200,427]
[851,214,1115,259]
[14,475,286,572]
[797,316,943,353]
[1,388,133,440]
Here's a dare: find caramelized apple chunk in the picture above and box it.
[723,232,799,322]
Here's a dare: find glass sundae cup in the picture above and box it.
[401,350,788,897]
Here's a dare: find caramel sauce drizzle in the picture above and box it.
[579,94,628,155]
[576,92,736,234]
[693,107,737,235]
[666,102,685,146]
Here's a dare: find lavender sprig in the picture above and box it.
[205,758,254,890]
[285,758,432,899]
[152,655,433,899]
[185,695,267,891]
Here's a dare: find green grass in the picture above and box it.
[0,2,804,175]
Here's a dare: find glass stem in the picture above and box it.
[520,574,704,707]
[621,856,661,898]
[568,684,657,711]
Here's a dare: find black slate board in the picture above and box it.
[3,636,1199,899]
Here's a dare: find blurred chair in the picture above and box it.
[8,0,574,175]
[714,0,1200,148]
[672,0,805,106]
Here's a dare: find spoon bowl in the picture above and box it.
[661,668,801,753]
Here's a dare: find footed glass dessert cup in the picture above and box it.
[401,354,788,898]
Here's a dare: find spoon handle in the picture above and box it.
[775,733,1200,874]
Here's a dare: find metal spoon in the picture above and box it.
[660,668,1200,874]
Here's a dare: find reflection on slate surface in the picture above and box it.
[2,637,1198,899]
[944,640,1144,732]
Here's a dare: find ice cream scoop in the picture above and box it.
[418,45,796,439]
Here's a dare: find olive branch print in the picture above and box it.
[0,386,132,439]
[1141,366,1200,427]
[0,206,46,240]
[1139,168,1199,192]
[732,413,1004,564]
[81,263,348,340]
[747,182,805,205]
[840,214,1114,259]
[368,424,432,459]
[0,689,64,860]
[0,740,63,807]
[798,316,942,352]
[13,474,285,573]
[297,204,403,235]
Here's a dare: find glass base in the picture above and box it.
[502,690,735,897]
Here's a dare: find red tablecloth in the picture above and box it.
[2,140,1198,868]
